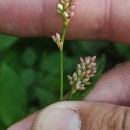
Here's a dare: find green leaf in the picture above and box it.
[40,52,60,75]
[22,48,37,66]
[70,40,109,55]
[69,55,106,100]
[0,123,6,130]
[20,68,35,87]
[114,43,129,56]
[0,64,27,126]
[0,35,18,51]
[35,87,57,107]
[40,52,74,75]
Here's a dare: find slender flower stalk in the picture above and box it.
[60,49,63,100]
[52,0,76,100]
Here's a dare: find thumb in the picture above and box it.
[32,101,130,130]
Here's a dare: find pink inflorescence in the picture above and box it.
[57,0,76,22]
[67,56,97,93]
[52,33,63,50]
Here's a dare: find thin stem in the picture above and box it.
[61,22,68,42]
[68,91,73,100]
[59,21,68,101]
[60,49,63,101]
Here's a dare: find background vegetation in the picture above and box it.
[0,35,130,129]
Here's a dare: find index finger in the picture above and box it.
[0,0,130,43]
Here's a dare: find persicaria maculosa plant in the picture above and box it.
[52,0,76,101]
[52,0,105,101]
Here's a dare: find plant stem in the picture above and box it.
[68,91,73,100]
[60,49,63,101]
[62,22,68,42]
[60,22,68,101]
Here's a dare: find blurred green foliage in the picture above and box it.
[0,35,130,129]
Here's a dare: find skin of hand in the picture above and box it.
[7,62,130,130]
[1,0,130,129]
[0,0,130,43]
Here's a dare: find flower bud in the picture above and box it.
[77,81,81,85]
[93,63,96,67]
[81,62,85,66]
[77,68,82,76]
[91,56,96,62]
[90,62,95,67]
[85,58,90,65]
[91,70,97,74]
[57,9,62,14]
[64,2,69,9]
[73,72,77,78]
[57,4,63,11]
[80,57,84,63]
[56,33,61,42]
[92,67,97,71]
[52,35,57,43]
[87,65,91,69]
[73,76,77,82]
[89,74,95,77]
[73,73,78,81]
[76,84,80,89]
[69,5,76,10]
[63,12,69,19]
[82,78,89,84]
[86,70,91,74]
[81,65,86,71]
[80,86,86,90]
[60,0,65,5]
[67,75,72,80]
[70,81,74,86]
[81,71,85,78]
[77,64,81,69]
[85,82,91,85]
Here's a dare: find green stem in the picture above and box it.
[61,22,68,42]
[68,91,73,100]
[59,22,68,101]
[60,49,63,101]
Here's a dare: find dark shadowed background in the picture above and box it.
[0,35,130,129]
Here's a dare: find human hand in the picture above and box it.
[2,0,130,129]
[1,0,130,43]
[7,62,130,130]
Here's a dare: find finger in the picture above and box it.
[7,101,130,130]
[0,0,130,43]
[0,0,97,37]
[86,61,130,106]
[7,112,39,130]
[32,101,130,130]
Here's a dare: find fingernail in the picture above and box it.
[35,108,81,130]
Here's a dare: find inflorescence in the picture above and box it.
[52,0,76,50]
[57,0,76,24]
[52,33,63,50]
[67,56,97,94]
